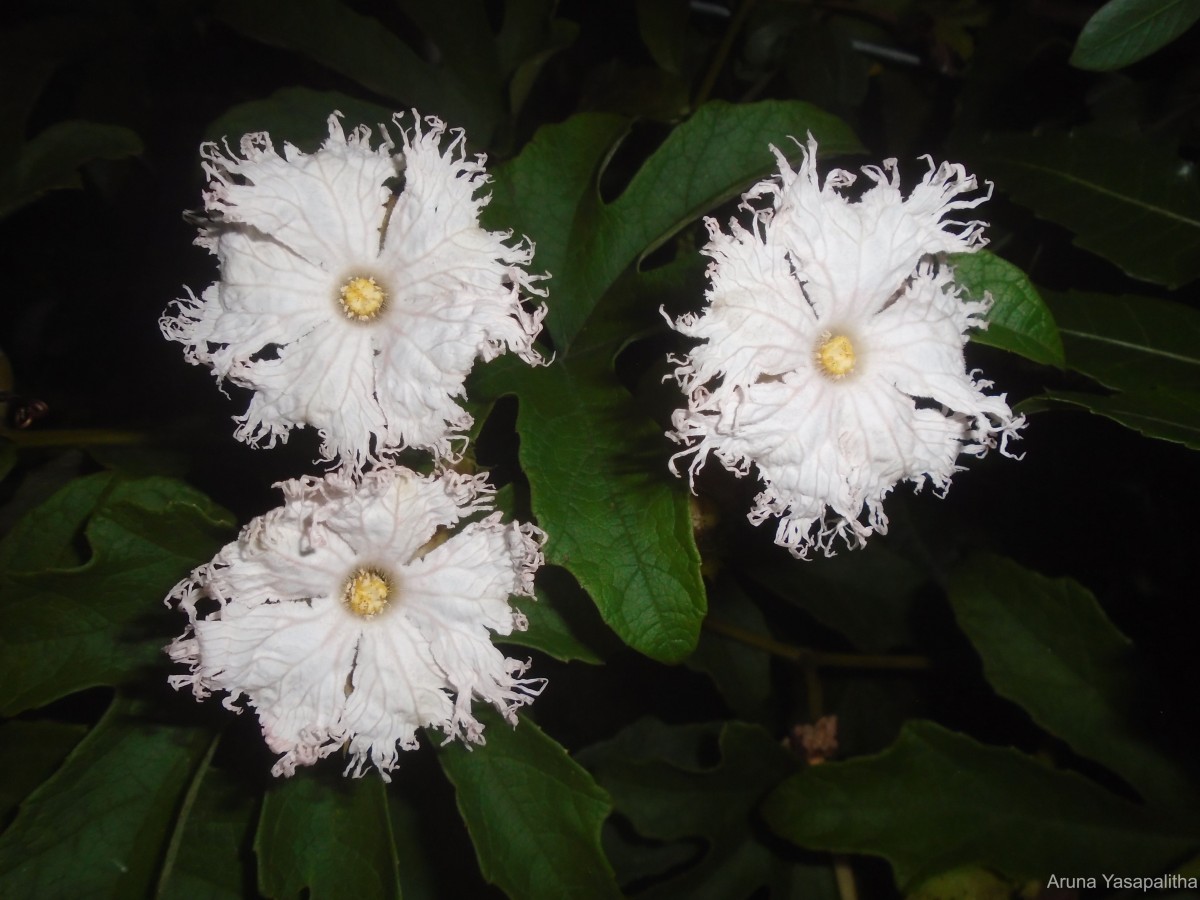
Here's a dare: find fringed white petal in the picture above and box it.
[667,139,1023,557]
[164,466,545,780]
[162,110,547,471]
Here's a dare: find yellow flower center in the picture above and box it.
[343,568,392,618]
[816,332,856,379]
[339,276,387,321]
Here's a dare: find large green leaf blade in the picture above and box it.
[1070,0,1200,71]
[157,757,258,900]
[1031,388,1200,449]
[484,111,634,349]
[0,120,143,219]
[1044,290,1200,393]
[972,129,1200,288]
[0,475,234,716]
[763,720,1200,890]
[505,566,607,665]
[438,711,621,900]
[490,101,861,350]
[0,696,212,897]
[949,251,1064,367]
[215,0,495,140]
[604,100,862,267]
[580,719,834,899]
[0,721,85,827]
[255,775,400,900]
[949,553,1199,808]
[480,357,705,662]
[205,88,398,151]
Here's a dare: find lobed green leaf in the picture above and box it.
[580,718,835,899]
[0,120,143,219]
[0,473,234,716]
[215,0,497,141]
[949,553,1200,809]
[0,720,85,828]
[686,576,773,721]
[477,356,705,663]
[255,775,401,900]
[488,100,862,352]
[0,696,212,897]
[157,754,259,900]
[505,566,609,665]
[205,88,398,151]
[1070,0,1200,71]
[439,710,621,900]
[763,720,1200,890]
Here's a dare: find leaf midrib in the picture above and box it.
[997,157,1200,230]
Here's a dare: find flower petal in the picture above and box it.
[668,141,1022,556]
[167,111,547,469]
[201,113,395,270]
[165,467,544,778]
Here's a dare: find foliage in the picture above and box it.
[3,1,1199,898]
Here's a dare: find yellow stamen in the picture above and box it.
[816,333,856,379]
[339,276,387,321]
[343,568,391,618]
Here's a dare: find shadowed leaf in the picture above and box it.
[439,710,620,900]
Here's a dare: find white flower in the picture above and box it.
[165,466,545,780]
[161,111,546,470]
[667,137,1024,558]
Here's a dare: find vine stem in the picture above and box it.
[703,617,931,670]
[693,0,759,109]
[2,428,146,446]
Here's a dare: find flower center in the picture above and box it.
[338,276,387,321]
[816,332,856,379]
[343,568,392,618]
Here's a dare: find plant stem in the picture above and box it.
[693,0,759,109]
[703,617,931,670]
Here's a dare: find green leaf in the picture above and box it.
[0,721,85,828]
[255,775,401,900]
[476,356,705,663]
[0,16,89,171]
[0,474,234,716]
[484,487,609,664]
[686,576,772,720]
[394,0,503,115]
[1030,388,1200,449]
[1070,0,1200,71]
[206,88,399,151]
[489,100,862,351]
[907,867,1025,900]
[744,541,924,653]
[0,696,212,897]
[580,719,835,899]
[495,0,579,118]
[157,754,258,900]
[475,103,857,660]
[636,0,689,74]
[949,553,1199,809]
[505,566,608,664]
[948,251,1064,367]
[215,0,497,141]
[1043,290,1200,393]
[438,710,620,900]
[972,128,1200,288]
[763,720,1200,890]
[0,120,143,219]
